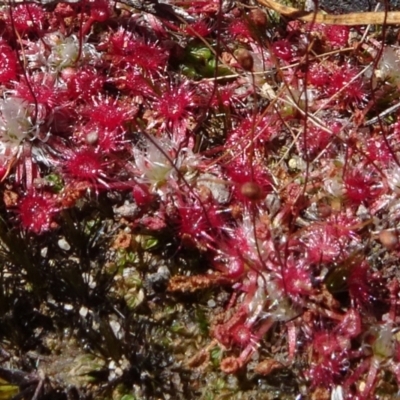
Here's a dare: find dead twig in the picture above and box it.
[257,0,400,25]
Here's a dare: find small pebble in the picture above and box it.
[58,237,71,251]
[79,306,89,318]
[207,299,216,308]
[379,230,398,250]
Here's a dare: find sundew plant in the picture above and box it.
[1,0,400,399]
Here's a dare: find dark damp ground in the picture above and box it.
[0,197,302,400]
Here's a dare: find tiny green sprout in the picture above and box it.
[181,65,197,78]
[157,326,173,347]
[112,384,136,400]
[116,249,138,269]
[120,395,137,400]
[124,287,144,309]
[189,46,212,62]
[171,320,186,334]
[45,173,64,192]
[142,236,158,250]
[203,376,228,399]
[123,272,142,288]
[83,219,98,235]
[68,353,106,385]
[215,377,227,391]
[199,59,232,78]
[210,345,223,367]
[164,305,176,316]
[196,308,209,335]
[183,44,232,78]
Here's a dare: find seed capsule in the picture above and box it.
[249,9,268,28]
[234,48,254,71]
[240,181,263,200]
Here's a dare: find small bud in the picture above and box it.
[241,181,263,200]
[234,48,254,71]
[249,9,268,28]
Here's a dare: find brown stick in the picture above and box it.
[257,0,400,25]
